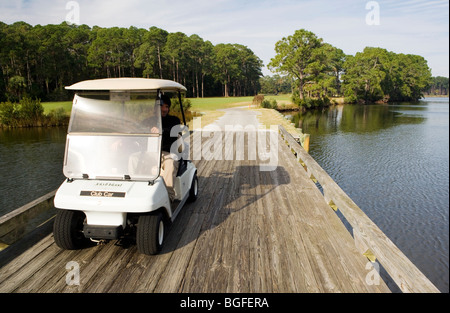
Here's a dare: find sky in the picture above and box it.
[1,0,449,77]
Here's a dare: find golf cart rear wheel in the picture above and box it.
[137,212,165,255]
[53,209,89,250]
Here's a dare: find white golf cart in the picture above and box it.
[53,78,198,255]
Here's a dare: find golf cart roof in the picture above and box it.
[65,78,187,92]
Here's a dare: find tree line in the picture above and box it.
[424,76,449,96]
[268,29,440,107]
[0,21,263,102]
[1,22,446,110]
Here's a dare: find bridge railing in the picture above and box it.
[279,125,440,293]
[0,190,56,251]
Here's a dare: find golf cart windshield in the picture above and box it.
[63,91,162,181]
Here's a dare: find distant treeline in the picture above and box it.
[424,76,449,96]
[1,22,447,111]
[0,21,263,102]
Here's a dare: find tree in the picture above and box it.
[186,34,204,97]
[392,54,431,101]
[213,44,239,97]
[342,47,388,103]
[164,32,188,83]
[234,44,263,96]
[426,76,449,95]
[124,26,146,78]
[320,43,346,97]
[7,75,26,101]
[198,40,214,98]
[134,27,167,78]
[268,29,323,100]
[213,43,262,97]
[88,26,135,78]
[259,75,293,94]
[341,47,432,103]
[0,22,263,100]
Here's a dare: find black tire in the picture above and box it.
[136,212,165,255]
[188,173,198,202]
[53,209,89,250]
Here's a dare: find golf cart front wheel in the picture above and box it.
[53,209,89,250]
[137,212,165,255]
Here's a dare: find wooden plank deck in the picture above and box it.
[0,128,391,293]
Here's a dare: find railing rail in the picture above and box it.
[279,125,440,293]
[0,190,56,250]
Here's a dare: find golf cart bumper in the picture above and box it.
[84,224,123,240]
[54,177,171,228]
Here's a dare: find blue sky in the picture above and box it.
[1,0,448,77]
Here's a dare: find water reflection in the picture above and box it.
[290,103,426,135]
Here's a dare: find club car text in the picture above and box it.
[80,190,126,198]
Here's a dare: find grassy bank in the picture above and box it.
[42,101,72,115]
[0,98,69,128]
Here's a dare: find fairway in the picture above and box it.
[189,96,253,112]
[41,101,73,115]
[42,95,293,114]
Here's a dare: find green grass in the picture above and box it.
[42,101,72,114]
[41,94,294,115]
[189,96,254,112]
[42,97,256,115]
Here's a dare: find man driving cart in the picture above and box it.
[53,78,198,255]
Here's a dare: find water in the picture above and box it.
[0,127,67,216]
[289,98,449,292]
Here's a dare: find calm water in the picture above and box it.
[0,127,67,216]
[289,97,449,292]
[0,98,448,292]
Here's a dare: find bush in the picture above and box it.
[19,97,45,126]
[170,96,195,123]
[252,94,264,105]
[0,101,21,127]
[261,99,278,109]
[0,97,59,127]
[291,90,331,109]
[47,107,69,126]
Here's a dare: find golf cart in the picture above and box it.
[53,78,198,255]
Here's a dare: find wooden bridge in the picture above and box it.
[0,113,440,293]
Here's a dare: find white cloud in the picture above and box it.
[0,0,448,76]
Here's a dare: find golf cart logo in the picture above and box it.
[94,182,123,187]
[80,190,126,198]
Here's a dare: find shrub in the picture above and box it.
[291,90,331,109]
[19,97,45,126]
[170,97,195,123]
[0,101,20,127]
[261,99,278,109]
[252,94,265,105]
[0,97,46,127]
[47,107,69,126]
